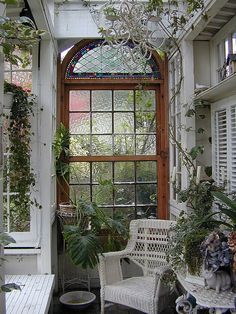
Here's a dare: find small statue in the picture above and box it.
[204,270,231,293]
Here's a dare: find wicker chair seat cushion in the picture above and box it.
[104,276,167,313]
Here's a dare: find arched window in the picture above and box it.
[59,39,168,219]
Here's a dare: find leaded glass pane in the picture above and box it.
[91,135,112,155]
[115,184,135,205]
[69,90,90,111]
[92,185,113,205]
[70,162,90,184]
[114,207,135,221]
[136,90,156,111]
[70,185,90,202]
[70,113,90,134]
[114,90,134,111]
[136,184,157,205]
[136,112,156,133]
[136,206,157,219]
[114,162,135,183]
[136,135,156,155]
[114,135,135,155]
[114,113,134,133]
[92,162,112,183]
[92,91,112,111]
[65,40,160,79]
[92,113,112,134]
[70,135,90,156]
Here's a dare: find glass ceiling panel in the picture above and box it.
[65,40,160,79]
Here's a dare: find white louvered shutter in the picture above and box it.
[214,109,227,186]
[230,105,236,192]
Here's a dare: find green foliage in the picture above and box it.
[189,145,204,160]
[212,191,236,229]
[0,283,21,293]
[0,232,15,246]
[168,207,223,274]
[62,199,129,269]
[0,3,45,66]
[63,226,102,269]
[3,82,40,230]
[184,230,208,275]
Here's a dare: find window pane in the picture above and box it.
[70,135,90,156]
[114,207,135,221]
[92,185,113,205]
[12,71,32,91]
[114,135,135,155]
[136,135,156,155]
[136,184,157,205]
[69,90,90,111]
[115,184,135,205]
[92,113,112,134]
[136,112,156,133]
[70,185,90,202]
[136,206,157,219]
[136,161,157,182]
[70,113,90,134]
[92,90,112,111]
[92,162,112,183]
[233,32,236,54]
[136,90,156,111]
[114,162,135,182]
[70,162,90,184]
[114,113,134,133]
[91,135,112,155]
[5,196,30,232]
[114,90,134,111]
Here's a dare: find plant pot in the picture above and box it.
[57,202,77,225]
[3,92,13,109]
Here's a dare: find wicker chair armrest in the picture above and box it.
[99,249,131,260]
[99,250,131,286]
[153,265,172,277]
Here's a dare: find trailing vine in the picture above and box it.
[3,81,40,231]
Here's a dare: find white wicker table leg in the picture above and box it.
[175,295,193,314]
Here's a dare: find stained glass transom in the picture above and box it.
[65,40,160,79]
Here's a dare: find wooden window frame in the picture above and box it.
[58,40,169,219]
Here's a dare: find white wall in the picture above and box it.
[193,41,211,88]
[54,3,100,39]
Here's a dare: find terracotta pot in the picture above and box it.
[57,202,77,225]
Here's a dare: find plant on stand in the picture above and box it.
[167,140,224,283]
[53,123,129,270]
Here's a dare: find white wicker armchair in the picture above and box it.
[98,219,176,314]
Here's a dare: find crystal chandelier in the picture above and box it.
[90,0,167,70]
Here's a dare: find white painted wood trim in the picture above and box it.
[5,274,55,314]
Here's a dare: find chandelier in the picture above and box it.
[90,0,168,70]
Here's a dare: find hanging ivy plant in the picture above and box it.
[3,81,40,231]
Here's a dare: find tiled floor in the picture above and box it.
[53,288,178,314]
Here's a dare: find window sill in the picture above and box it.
[195,73,236,102]
[4,248,41,255]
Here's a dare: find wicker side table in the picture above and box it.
[176,273,236,314]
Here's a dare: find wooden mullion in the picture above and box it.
[69,155,158,162]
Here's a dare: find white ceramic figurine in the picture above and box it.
[204,270,231,293]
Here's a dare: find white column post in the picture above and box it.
[181,40,195,191]
[0,3,6,312]
[37,39,56,274]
